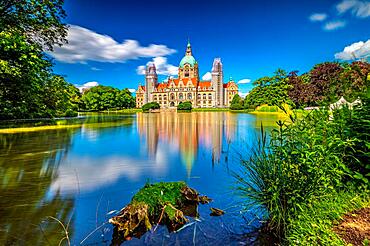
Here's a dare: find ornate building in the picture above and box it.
[136,41,238,108]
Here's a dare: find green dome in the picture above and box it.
[179,55,197,68]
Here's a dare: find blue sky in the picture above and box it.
[50,0,370,95]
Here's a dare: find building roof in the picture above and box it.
[179,55,197,68]
[223,81,237,89]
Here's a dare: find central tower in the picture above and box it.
[178,40,199,80]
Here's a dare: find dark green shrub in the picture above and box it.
[177,101,192,111]
[230,103,244,110]
[142,102,160,112]
[235,109,354,238]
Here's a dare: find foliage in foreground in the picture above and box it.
[236,96,370,243]
[177,101,192,111]
[286,188,369,245]
[142,102,160,112]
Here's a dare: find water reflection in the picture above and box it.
[0,112,288,245]
[0,130,75,245]
[137,112,237,176]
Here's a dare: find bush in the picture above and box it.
[235,109,356,239]
[177,101,192,111]
[142,102,160,112]
[230,103,244,110]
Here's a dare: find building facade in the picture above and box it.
[136,41,238,108]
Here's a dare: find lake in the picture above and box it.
[0,112,287,245]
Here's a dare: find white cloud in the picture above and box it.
[75,81,99,92]
[336,0,370,18]
[91,67,101,71]
[128,88,136,93]
[51,153,168,194]
[323,20,347,30]
[334,39,370,60]
[238,78,251,84]
[202,72,212,81]
[49,25,176,63]
[136,56,178,76]
[309,13,328,22]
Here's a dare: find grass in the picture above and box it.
[286,188,370,245]
[131,181,187,214]
[0,124,82,133]
[99,108,142,113]
[192,108,230,112]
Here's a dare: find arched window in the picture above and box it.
[170,93,175,100]
[197,94,201,99]
[179,93,184,100]
[188,93,192,100]
[208,93,212,99]
[154,96,157,101]
[203,94,206,100]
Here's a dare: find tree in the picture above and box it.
[0,0,67,50]
[80,86,135,111]
[244,69,292,109]
[142,102,160,112]
[177,101,192,111]
[0,0,69,119]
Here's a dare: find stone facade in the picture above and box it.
[136,41,238,108]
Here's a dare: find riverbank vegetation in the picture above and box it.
[142,102,160,112]
[177,101,192,111]
[236,94,370,245]
[231,62,369,111]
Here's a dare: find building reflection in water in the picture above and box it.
[137,112,237,176]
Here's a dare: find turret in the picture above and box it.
[211,58,224,107]
[145,63,157,103]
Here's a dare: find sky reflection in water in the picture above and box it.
[0,112,287,245]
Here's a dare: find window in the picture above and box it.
[179,93,184,100]
[170,93,175,100]
[203,94,206,100]
[208,93,212,99]
[197,94,201,99]
[188,93,192,100]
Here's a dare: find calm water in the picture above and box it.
[0,112,287,245]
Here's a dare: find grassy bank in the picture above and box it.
[286,188,369,245]
[236,96,370,245]
[88,108,142,113]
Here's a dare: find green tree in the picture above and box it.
[230,94,244,110]
[177,101,192,111]
[244,69,292,109]
[0,0,70,119]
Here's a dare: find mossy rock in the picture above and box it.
[109,181,213,241]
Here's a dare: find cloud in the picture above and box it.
[334,39,370,60]
[51,153,168,194]
[237,78,251,84]
[128,88,136,93]
[202,72,212,81]
[323,20,347,30]
[309,13,328,22]
[336,0,370,18]
[91,67,101,71]
[136,56,178,76]
[75,81,99,92]
[49,25,176,63]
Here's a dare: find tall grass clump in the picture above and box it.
[235,100,370,242]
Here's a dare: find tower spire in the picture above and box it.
[186,38,192,56]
